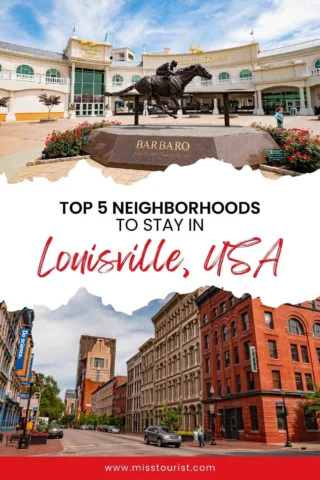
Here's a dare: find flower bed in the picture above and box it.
[42,120,122,160]
[177,430,194,442]
[29,432,49,445]
[251,123,320,173]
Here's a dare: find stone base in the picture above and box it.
[5,112,16,122]
[83,125,279,170]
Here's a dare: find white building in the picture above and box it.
[126,352,141,432]
[0,35,319,121]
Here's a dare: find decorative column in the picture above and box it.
[5,91,16,122]
[70,62,75,103]
[63,92,69,119]
[305,86,314,115]
[256,90,264,115]
[212,98,219,115]
[176,99,183,116]
[299,87,308,115]
[143,100,149,115]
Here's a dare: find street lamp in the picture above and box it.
[280,388,292,448]
[209,386,217,446]
[18,379,35,449]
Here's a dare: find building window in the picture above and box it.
[316,300,320,310]
[46,68,61,78]
[203,314,208,325]
[217,380,222,397]
[244,341,251,360]
[295,372,303,391]
[204,334,209,350]
[205,358,210,374]
[214,331,219,346]
[226,377,231,395]
[224,350,230,368]
[220,302,226,313]
[247,371,255,390]
[242,313,249,331]
[236,374,241,393]
[206,382,211,399]
[132,75,141,82]
[216,354,221,371]
[218,72,230,81]
[212,308,217,318]
[222,325,228,342]
[301,345,310,363]
[112,74,123,86]
[94,358,104,368]
[16,64,34,76]
[0,65,2,72]
[288,318,304,335]
[264,312,274,329]
[291,344,299,362]
[249,406,259,431]
[308,301,315,309]
[316,348,320,364]
[272,370,282,390]
[268,340,278,359]
[230,296,235,307]
[305,411,318,430]
[234,346,239,365]
[315,59,320,69]
[313,323,320,338]
[305,374,313,391]
[236,408,244,430]
[239,69,253,79]
[231,322,237,337]
[276,406,286,430]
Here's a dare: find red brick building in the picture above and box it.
[196,287,320,443]
[112,377,127,426]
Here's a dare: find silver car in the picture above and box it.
[144,426,181,448]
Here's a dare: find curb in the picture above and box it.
[260,164,303,177]
[27,155,91,167]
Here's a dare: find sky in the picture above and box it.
[31,289,173,399]
[0,0,320,56]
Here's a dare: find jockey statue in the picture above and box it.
[156,60,178,79]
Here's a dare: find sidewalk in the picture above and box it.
[0,432,63,457]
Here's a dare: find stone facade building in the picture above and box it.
[126,352,141,432]
[75,335,116,415]
[140,338,155,430]
[153,288,208,430]
[64,389,77,415]
[92,375,126,417]
[196,287,320,443]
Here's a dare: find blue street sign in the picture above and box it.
[276,402,284,406]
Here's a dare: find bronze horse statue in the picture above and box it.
[105,64,212,119]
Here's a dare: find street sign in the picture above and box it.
[250,346,258,372]
[268,148,285,163]
[209,404,214,414]
[276,402,284,406]
[18,394,29,399]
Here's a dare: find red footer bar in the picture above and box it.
[0,457,317,479]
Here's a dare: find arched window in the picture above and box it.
[112,74,123,86]
[201,76,212,85]
[0,65,2,73]
[132,75,141,82]
[46,68,61,78]
[16,65,34,76]
[214,331,219,346]
[222,325,228,342]
[203,314,208,325]
[240,69,252,79]
[313,322,320,338]
[218,72,230,81]
[315,59,320,69]
[288,318,304,335]
[231,322,237,337]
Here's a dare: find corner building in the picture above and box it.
[0,36,320,121]
[196,288,320,443]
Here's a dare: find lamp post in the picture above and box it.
[209,386,216,445]
[280,388,292,447]
[18,379,35,449]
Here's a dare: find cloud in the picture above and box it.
[32,288,172,399]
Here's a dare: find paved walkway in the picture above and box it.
[0,432,63,457]
[1,115,318,182]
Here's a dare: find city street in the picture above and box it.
[56,429,320,457]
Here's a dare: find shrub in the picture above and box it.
[43,120,122,159]
[177,430,194,436]
[251,122,320,173]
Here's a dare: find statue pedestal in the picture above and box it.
[83,125,279,170]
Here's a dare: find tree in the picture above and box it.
[32,373,65,422]
[58,414,75,426]
[38,93,61,119]
[302,384,320,417]
[158,404,182,430]
[0,97,9,108]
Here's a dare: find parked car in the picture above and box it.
[110,427,120,434]
[87,425,95,430]
[144,426,181,448]
[79,425,88,430]
[48,423,64,439]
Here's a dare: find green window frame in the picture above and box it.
[0,65,2,73]
[315,59,320,69]
[46,68,61,78]
[16,65,34,76]
[240,69,252,79]
[113,74,123,85]
[132,75,141,82]
[218,72,230,81]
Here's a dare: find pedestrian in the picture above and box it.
[274,107,284,128]
[197,424,205,448]
[220,424,225,440]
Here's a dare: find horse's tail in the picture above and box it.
[105,84,135,96]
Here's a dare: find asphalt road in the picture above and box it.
[58,430,320,457]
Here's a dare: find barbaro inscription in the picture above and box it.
[136,140,190,151]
